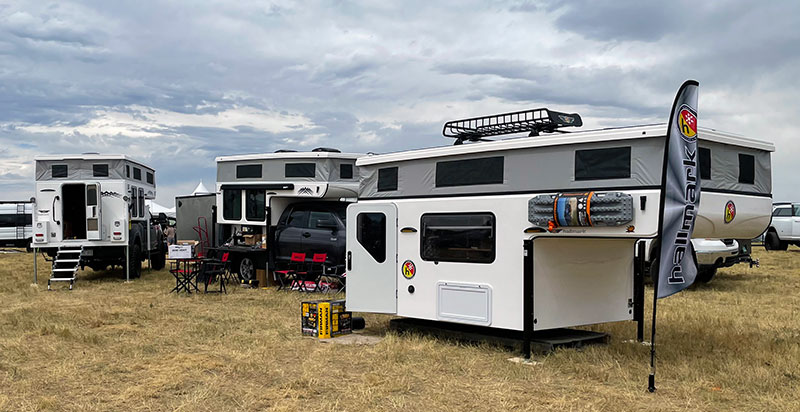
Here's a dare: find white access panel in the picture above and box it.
[436,282,492,326]
[533,238,635,331]
[345,202,398,314]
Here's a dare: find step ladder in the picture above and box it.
[49,246,83,290]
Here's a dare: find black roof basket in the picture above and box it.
[443,108,582,145]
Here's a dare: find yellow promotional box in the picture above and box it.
[302,299,352,339]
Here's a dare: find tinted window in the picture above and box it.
[0,215,30,227]
[287,210,307,228]
[738,154,755,184]
[794,205,800,217]
[133,167,142,180]
[285,163,316,178]
[126,165,130,178]
[52,165,68,178]
[575,147,631,180]
[92,164,109,177]
[699,147,711,180]
[146,172,154,184]
[245,189,265,221]
[357,212,386,263]
[421,213,495,263]
[773,207,791,217]
[130,187,138,217]
[340,164,354,179]
[309,211,337,229]
[377,167,398,192]
[435,156,504,187]
[138,188,145,218]
[87,185,98,206]
[237,164,262,179]
[222,189,242,220]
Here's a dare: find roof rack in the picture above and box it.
[442,108,583,144]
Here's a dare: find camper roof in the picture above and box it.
[357,124,774,166]
[215,151,362,163]
[34,154,154,170]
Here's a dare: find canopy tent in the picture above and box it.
[146,200,176,218]
[192,181,212,195]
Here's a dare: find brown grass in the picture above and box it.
[0,247,799,411]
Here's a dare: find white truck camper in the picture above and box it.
[345,108,774,342]
[32,154,166,289]
[215,149,361,281]
[0,200,33,250]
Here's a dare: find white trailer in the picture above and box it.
[345,109,773,341]
[0,201,33,250]
[215,149,361,280]
[32,154,166,289]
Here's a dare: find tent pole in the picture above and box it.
[648,269,659,392]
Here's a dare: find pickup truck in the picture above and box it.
[764,203,800,250]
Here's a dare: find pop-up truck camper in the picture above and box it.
[0,200,33,250]
[345,108,773,343]
[214,149,361,281]
[31,154,166,289]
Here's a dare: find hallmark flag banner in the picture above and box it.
[656,80,700,298]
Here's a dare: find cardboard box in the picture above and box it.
[301,299,352,339]
[256,269,268,288]
[243,235,256,246]
[168,244,195,259]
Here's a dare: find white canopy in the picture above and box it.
[192,181,211,195]
[146,200,176,218]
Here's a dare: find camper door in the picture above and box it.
[346,203,397,314]
[86,183,102,240]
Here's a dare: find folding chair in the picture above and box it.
[200,257,227,294]
[274,252,306,291]
[296,253,326,293]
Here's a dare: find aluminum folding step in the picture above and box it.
[49,246,83,291]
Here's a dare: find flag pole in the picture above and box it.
[648,272,659,392]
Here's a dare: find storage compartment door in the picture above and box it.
[345,203,397,314]
[86,183,102,240]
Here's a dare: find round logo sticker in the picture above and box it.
[677,104,697,142]
[724,200,736,224]
[402,260,416,279]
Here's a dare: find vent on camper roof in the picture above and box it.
[312,147,341,153]
[443,108,582,145]
[274,149,298,153]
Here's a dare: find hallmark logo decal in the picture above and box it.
[724,200,736,224]
[677,104,697,142]
[101,191,122,198]
[297,187,314,196]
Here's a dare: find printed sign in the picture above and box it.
[678,105,697,141]
[402,260,416,279]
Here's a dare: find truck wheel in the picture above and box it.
[128,244,141,279]
[239,257,255,282]
[696,267,717,283]
[764,231,780,251]
[150,244,166,270]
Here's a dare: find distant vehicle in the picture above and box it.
[764,202,800,250]
[274,202,347,274]
[640,238,751,283]
[0,201,33,250]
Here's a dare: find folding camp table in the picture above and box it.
[169,257,202,294]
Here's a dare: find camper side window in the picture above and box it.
[738,154,755,184]
[435,156,504,187]
[146,172,154,184]
[138,188,145,218]
[574,147,631,180]
[237,164,262,179]
[133,167,142,180]
[223,189,242,220]
[699,147,711,180]
[245,189,266,221]
[93,164,109,177]
[285,163,316,178]
[420,213,495,264]
[357,213,386,263]
[126,165,130,178]
[340,164,354,179]
[52,165,68,178]
[377,167,398,192]
[130,187,138,218]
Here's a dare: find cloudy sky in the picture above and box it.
[1,0,798,205]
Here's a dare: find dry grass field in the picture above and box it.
[1,248,799,411]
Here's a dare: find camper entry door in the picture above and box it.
[345,202,397,314]
[86,183,102,240]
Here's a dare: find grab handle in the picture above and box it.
[52,195,61,225]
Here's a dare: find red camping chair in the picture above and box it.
[274,252,306,291]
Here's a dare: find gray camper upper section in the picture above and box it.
[35,158,156,186]
[357,132,772,199]
[217,157,359,183]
